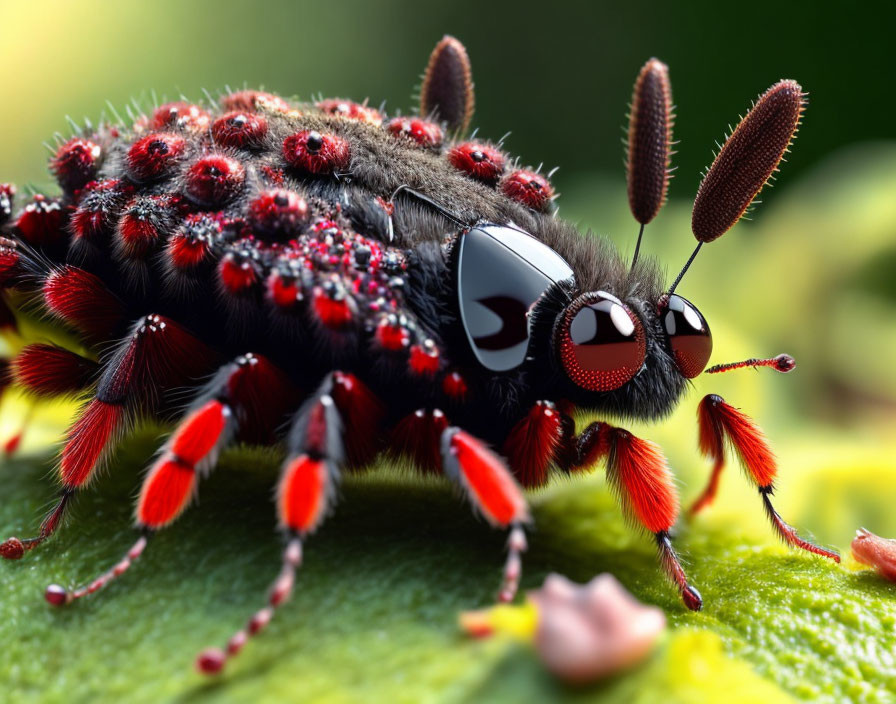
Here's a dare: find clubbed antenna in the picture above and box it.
[627,58,673,267]
[669,79,805,294]
[420,36,475,133]
[692,80,806,243]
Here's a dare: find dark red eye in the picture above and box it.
[660,294,712,377]
[557,291,645,392]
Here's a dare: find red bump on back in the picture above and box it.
[221,90,290,114]
[282,130,351,174]
[184,155,246,207]
[151,102,210,131]
[502,170,554,211]
[447,142,504,184]
[386,117,444,149]
[316,99,382,126]
[247,190,309,239]
[212,111,269,149]
[126,133,186,182]
[51,137,101,193]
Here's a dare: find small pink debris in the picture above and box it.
[529,573,665,684]
[851,528,896,582]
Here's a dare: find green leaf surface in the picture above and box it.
[4,147,896,703]
[1,424,895,704]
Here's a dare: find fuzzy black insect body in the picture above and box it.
[0,38,838,674]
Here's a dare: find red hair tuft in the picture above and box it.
[137,458,198,529]
[13,344,97,397]
[43,266,125,338]
[606,428,678,533]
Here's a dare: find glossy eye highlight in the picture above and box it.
[557,291,645,392]
[660,294,712,377]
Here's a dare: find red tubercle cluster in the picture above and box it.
[386,117,444,148]
[166,213,221,270]
[220,90,290,114]
[444,143,554,211]
[151,102,211,131]
[375,315,411,351]
[282,130,351,175]
[502,169,554,211]
[218,251,260,295]
[70,179,133,242]
[126,133,186,182]
[117,195,179,259]
[409,341,440,377]
[266,270,302,308]
[448,142,505,184]
[442,370,468,400]
[248,190,309,239]
[51,138,101,193]
[316,99,383,126]
[184,155,246,208]
[312,286,353,328]
[212,112,269,149]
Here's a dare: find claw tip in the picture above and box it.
[683,585,703,611]
[44,584,69,606]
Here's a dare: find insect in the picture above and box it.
[0,36,839,674]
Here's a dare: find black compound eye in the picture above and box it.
[660,294,712,378]
[557,291,645,392]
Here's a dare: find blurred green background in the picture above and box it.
[2,1,896,702]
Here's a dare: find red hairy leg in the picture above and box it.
[12,343,98,397]
[44,353,295,604]
[688,396,727,515]
[558,417,701,611]
[605,427,702,610]
[502,400,564,488]
[390,408,449,473]
[695,394,839,562]
[327,371,384,467]
[1,315,216,559]
[42,266,126,340]
[441,428,531,603]
[197,376,347,675]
